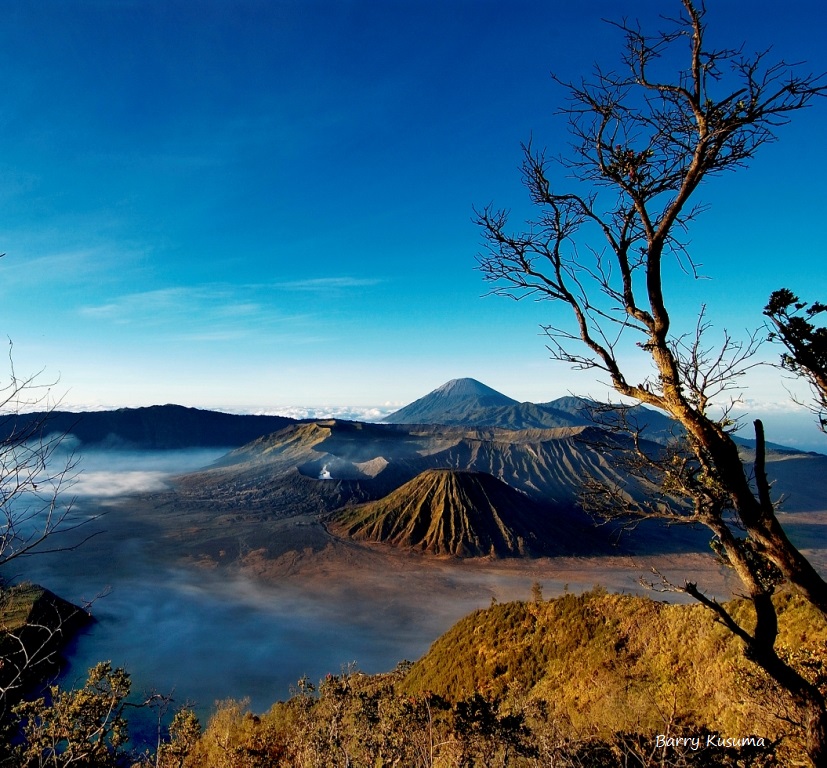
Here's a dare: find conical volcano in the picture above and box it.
[383,378,518,425]
[332,468,563,557]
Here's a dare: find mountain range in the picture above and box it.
[170,415,687,559]
[164,378,824,560]
[0,405,295,449]
[3,378,805,454]
[6,377,821,560]
[384,377,804,453]
[383,378,684,444]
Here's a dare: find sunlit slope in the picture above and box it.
[169,415,827,563]
[332,468,583,557]
[415,426,654,505]
[174,421,388,515]
[401,589,827,743]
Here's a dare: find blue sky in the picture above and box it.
[0,1,825,449]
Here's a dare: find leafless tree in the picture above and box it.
[0,343,97,721]
[0,584,90,726]
[476,1,827,763]
[0,344,86,571]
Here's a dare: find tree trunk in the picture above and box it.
[806,705,827,768]
[750,641,827,768]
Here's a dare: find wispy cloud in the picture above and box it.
[76,283,323,344]
[79,287,207,322]
[76,277,384,340]
[270,277,384,291]
[1,245,135,291]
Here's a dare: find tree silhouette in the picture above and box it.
[0,345,96,719]
[765,289,827,433]
[476,1,827,763]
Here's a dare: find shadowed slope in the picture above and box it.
[0,405,295,449]
[0,585,91,708]
[332,468,575,557]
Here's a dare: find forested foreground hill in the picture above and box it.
[140,590,827,768]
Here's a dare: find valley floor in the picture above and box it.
[96,489,746,613]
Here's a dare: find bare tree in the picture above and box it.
[0,584,90,727]
[476,1,827,763]
[0,342,87,571]
[0,344,95,720]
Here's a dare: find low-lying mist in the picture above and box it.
[10,440,754,750]
[12,446,480,734]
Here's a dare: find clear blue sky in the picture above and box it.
[0,1,825,447]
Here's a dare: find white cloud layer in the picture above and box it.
[238,405,397,422]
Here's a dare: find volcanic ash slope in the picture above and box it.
[331,468,579,558]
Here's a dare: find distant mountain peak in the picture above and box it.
[383,378,517,425]
[433,378,514,399]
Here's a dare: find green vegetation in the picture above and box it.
[2,1,825,762]
[175,590,826,766]
[12,662,132,767]
[0,584,47,632]
[476,0,827,759]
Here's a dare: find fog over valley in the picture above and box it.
[1,0,825,760]
[21,450,452,709]
[18,445,629,735]
[2,377,825,757]
[11,433,743,738]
